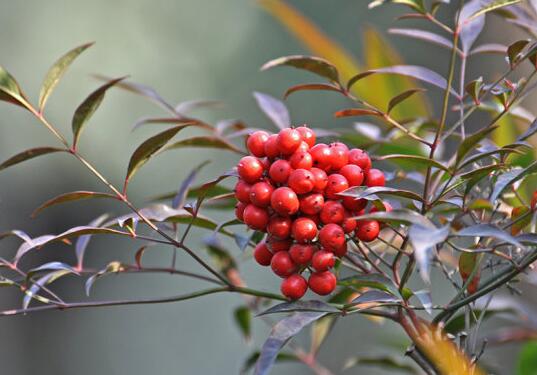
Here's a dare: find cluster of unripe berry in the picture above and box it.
[234,126,389,300]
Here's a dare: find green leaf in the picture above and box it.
[490,161,537,202]
[234,306,252,341]
[351,290,400,305]
[378,154,450,172]
[0,147,65,172]
[255,312,327,375]
[72,77,126,148]
[0,65,29,109]
[343,355,418,373]
[165,136,243,154]
[465,0,522,23]
[125,126,186,187]
[368,0,426,13]
[334,108,382,118]
[387,88,426,114]
[456,126,499,166]
[465,77,484,105]
[283,83,341,99]
[257,300,340,316]
[517,341,537,375]
[339,186,424,202]
[261,55,340,83]
[38,42,94,112]
[338,273,399,296]
[507,40,531,68]
[31,191,116,218]
[85,261,122,296]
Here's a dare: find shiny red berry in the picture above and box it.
[310,143,332,171]
[339,164,364,187]
[329,143,349,170]
[269,159,292,183]
[271,187,300,216]
[253,242,273,266]
[310,167,328,192]
[341,196,367,212]
[311,250,335,272]
[348,148,371,171]
[237,156,264,183]
[355,220,380,242]
[318,223,346,251]
[325,173,349,200]
[320,200,345,224]
[264,134,280,159]
[289,150,313,170]
[291,217,318,243]
[281,274,308,300]
[234,180,252,203]
[366,169,385,187]
[296,126,316,148]
[308,271,337,295]
[288,169,315,194]
[235,202,247,222]
[267,236,293,252]
[299,193,325,215]
[267,216,292,239]
[271,251,297,278]
[249,181,274,207]
[247,130,269,157]
[341,212,357,233]
[243,204,269,230]
[277,128,302,155]
[289,243,315,265]
[332,241,348,257]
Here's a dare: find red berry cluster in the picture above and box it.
[234,126,389,300]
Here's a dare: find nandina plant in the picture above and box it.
[1,0,537,374]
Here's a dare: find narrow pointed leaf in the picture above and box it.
[0,147,65,172]
[453,224,524,248]
[409,225,450,283]
[378,154,450,172]
[39,42,94,111]
[352,290,400,305]
[465,0,522,23]
[234,306,252,341]
[76,214,109,269]
[32,191,116,218]
[174,99,223,115]
[459,0,487,53]
[261,55,340,82]
[339,274,399,296]
[388,88,426,114]
[354,209,435,228]
[334,108,382,118]
[389,28,454,50]
[283,83,341,99]
[490,161,537,202]
[339,186,424,202]
[368,0,426,13]
[0,66,29,109]
[258,301,340,316]
[72,77,126,147]
[456,125,499,165]
[253,92,290,130]
[518,119,537,142]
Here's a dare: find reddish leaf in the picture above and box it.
[0,147,65,172]
[283,83,341,99]
[334,108,382,118]
[32,191,116,218]
[261,55,340,82]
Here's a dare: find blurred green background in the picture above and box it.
[0,1,530,374]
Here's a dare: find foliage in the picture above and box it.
[1,1,537,374]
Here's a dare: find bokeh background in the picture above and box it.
[0,1,532,374]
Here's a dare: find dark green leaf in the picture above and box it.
[132,117,213,131]
[165,136,243,154]
[456,125,499,166]
[387,88,426,114]
[378,154,450,172]
[257,300,340,316]
[72,77,125,148]
[39,42,94,111]
[409,224,450,283]
[490,161,537,202]
[234,306,252,341]
[261,55,340,82]
[507,40,531,68]
[0,65,29,109]
[204,235,237,273]
[339,273,399,296]
[283,83,341,99]
[255,312,327,375]
[0,147,65,172]
[125,126,186,186]
[339,186,424,202]
[351,290,400,305]
[346,71,376,91]
[465,77,484,105]
[31,191,116,218]
[516,341,537,375]
[253,92,290,130]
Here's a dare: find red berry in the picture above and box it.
[269,159,292,183]
[281,274,308,300]
[267,216,292,239]
[318,223,346,251]
[271,251,297,278]
[342,196,367,212]
[296,126,316,148]
[296,141,310,153]
[310,167,328,192]
[341,212,357,233]
[325,173,349,200]
[348,148,371,170]
[332,241,348,257]
[289,150,313,170]
[249,181,274,207]
[264,134,280,159]
[291,217,318,243]
[277,128,302,155]
[303,214,321,226]
[308,271,337,295]
[329,143,349,170]
[366,169,385,187]
[339,164,364,187]
[311,250,335,272]
[243,204,269,230]
[267,236,293,252]
[299,193,325,215]
[247,131,269,157]
[271,187,300,216]
[253,242,273,266]
[288,169,315,194]
[320,200,345,224]
[355,220,380,242]
[310,143,332,171]
[234,180,252,203]
[235,202,247,222]
[237,156,264,183]
[289,243,315,265]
